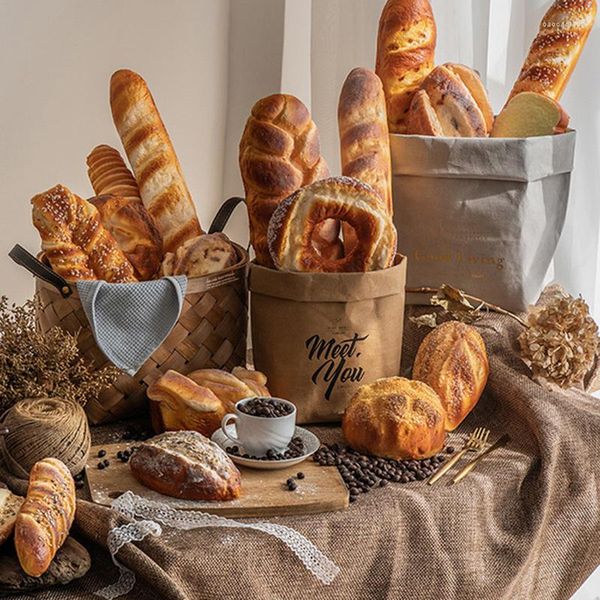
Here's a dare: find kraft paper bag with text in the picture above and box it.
[249,257,406,424]
[390,131,576,312]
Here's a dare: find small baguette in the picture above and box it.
[110,69,202,253]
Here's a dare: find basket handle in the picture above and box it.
[9,244,73,298]
[208,197,246,234]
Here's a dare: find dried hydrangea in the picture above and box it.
[519,291,599,389]
[0,296,119,411]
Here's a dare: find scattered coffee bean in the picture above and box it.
[97,462,105,470]
[313,443,448,502]
[297,472,305,479]
[97,449,106,458]
[103,459,110,467]
[287,480,297,491]
[446,446,455,454]
[239,397,294,418]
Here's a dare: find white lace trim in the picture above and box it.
[95,491,340,599]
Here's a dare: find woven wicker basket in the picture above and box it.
[34,244,248,425]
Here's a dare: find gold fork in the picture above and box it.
[427,427,490,485]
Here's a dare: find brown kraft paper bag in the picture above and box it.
[249,256,406,424]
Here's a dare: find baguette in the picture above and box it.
[376,0,437,133]
[31,184,137,282]
[338,68,392,214]
[14,458,76,577]
[508,0,597,102]
[110,69,202,253]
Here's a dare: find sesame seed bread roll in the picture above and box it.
[508,0,597,102]
[110,69,202,253]
[31,184,137,282]
[14,458,76,577]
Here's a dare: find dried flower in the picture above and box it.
[0,296,119,411]
[409,313,439,329]
[519,291,599,389]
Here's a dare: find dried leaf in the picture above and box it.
[431,284,483,323]
[409,313,438,329]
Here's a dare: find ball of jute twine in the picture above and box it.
[0,397,90,486]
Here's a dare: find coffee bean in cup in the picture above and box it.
[238,397,294,418]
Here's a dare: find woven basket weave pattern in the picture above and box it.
[35,259,248,425]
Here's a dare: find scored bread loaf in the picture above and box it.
[406,64,493,137]
[90,194,163,280]
[147,370,226,437]
[14,458,76,577]
[508,0,597,102]
[110,69,202,253]
[338,68,392,215]
[0,488,24,547]
[239,94,336,268]
[160,232,237,278]
[31,184,137,282]
[86,144,142,202]
[376,0,437,133]
[130,431,241,501]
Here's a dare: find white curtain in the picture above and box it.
[277,0,600,319]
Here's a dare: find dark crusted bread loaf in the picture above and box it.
[129,431,241,501]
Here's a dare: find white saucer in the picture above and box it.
[211,425,320,470]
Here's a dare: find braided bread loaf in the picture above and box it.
[31,184,137,282]
[376,0,437,133]
[239,94,331,267]
[508,0,597,102]
[14,458,76,577]
[86,144,141,202]
[110,69,202,253]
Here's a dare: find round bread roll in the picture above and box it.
[413,321,489,431]
[342,377,446,460]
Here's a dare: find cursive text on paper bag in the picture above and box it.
[305,333,368,400]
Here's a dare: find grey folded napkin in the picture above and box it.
[77,276,187,376]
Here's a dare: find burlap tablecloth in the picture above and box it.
[32,303,600,600]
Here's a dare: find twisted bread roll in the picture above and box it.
[338,68,392,215]
[86,144,141,202]
[90,194,162,280]
[508,0,597,102]
[376,0,437,133]
[15,458,76,577]
[239,94,334,267]
[110,69,202,253]
[31,184,137,282]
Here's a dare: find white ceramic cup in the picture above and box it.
[221,397,297,456]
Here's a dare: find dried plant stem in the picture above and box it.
[406,286,530,329]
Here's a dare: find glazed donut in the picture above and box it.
[267,176,397,272]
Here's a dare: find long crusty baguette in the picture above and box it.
[110,69,202,253]
[376,0,437,133]
[14,458,76,577]
[508,0,597,102]
[86,144,142,202]
[338,68,392,215]
[239,94,337,267]
[31,184,137,282]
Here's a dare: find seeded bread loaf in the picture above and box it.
[130,431,241,501]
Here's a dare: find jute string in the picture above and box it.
[0,397,91,481]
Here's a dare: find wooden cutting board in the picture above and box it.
[85,442,349,518]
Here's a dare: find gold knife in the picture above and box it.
[451,433,511,484]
